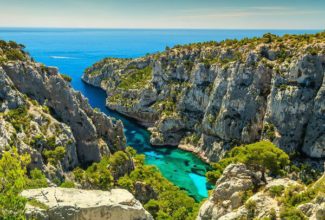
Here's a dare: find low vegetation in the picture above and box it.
[206,141,290,184]
[73,156,114,190]
[0,40,27,64]
[118,153,199,220]
[42,146,66,165]
[71,146,199,219]
[4,105,31,133]
[280,174,324,209]
[117,66,152,90]
[59,73,72,82]
[0,148,31,219]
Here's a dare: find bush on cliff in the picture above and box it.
[59,73,72,82]
[0,148,30,219]
[25,169,48,189]
[118,66,152,90]
[72,149,133,189]
[4,105,31,133]
[73,156,114,190]
[206,141,290,184]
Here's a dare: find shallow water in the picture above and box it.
[0,28,319,200]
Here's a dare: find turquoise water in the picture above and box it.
[0,28,319,201]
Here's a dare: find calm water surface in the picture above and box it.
[0,28,319,200]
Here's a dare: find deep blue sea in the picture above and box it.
[0,28,319,201]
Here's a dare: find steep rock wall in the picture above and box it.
[83,33,325,162]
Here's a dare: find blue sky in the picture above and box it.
[0,0,324,29]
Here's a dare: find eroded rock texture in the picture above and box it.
[83,33,325,162]
[197,163,325,220]
[0,42,126,181]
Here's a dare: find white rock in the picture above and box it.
[22,187,153,220]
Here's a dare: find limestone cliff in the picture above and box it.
[0,41,126,181]
[83,32,325,162]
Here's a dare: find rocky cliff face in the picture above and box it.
[197,163,325,220]
[22,187,153,220]
[83,32,325,162]
[0,41,126,181]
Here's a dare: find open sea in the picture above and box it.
[0,28,319,201]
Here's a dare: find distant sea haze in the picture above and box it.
[0,28,320,201]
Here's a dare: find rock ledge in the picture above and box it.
[22,187,153,220]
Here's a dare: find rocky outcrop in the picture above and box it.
[2,62,126,164]
[197,163,324,220]
[197,164,262,220]
[83,33,325,162]
[298,197,325,220]
[0,41,126,181]
[22,187,153,220]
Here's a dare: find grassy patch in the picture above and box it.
[118,66,152,90]
[60,181,75,188]
[28,199,49,210]
[5,106,31,132]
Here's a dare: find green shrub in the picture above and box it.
[5,105,31,132]
[27,199,49,210]
[262,33,278,43]
[73,167,85,182]
[206,170,222,184]
[60,73,72,82]
[298,163,322,184]
[282,175,324,208]
[4,49,26,61]
[108,151,132,179]
[268,208,277,220]
[269,185,285,197]
[280,206,307,220]
[240,190,254,203]
[263,122,276,141]
[0,148,30,219]
[206,141,290,184]
[306,47,319,56]
[42,146,66,165]
[245,200,257,219]
[118,66,152,90]
[73,156,114,190]
[26,169,48,189]
[60,181,75,188]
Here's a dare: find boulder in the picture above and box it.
[22,187,153,220]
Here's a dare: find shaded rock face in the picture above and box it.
[1,60,126,165]
[82,34,325,162]
[22,187,153,220]
[0,42,127,183]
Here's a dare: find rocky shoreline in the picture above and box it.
[82,32,325,163]
[178,144,210,163]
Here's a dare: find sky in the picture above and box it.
[0,0,324,29]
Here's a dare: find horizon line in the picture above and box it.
[0,26,323,31]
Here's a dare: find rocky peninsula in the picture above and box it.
[83,32,325,163]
